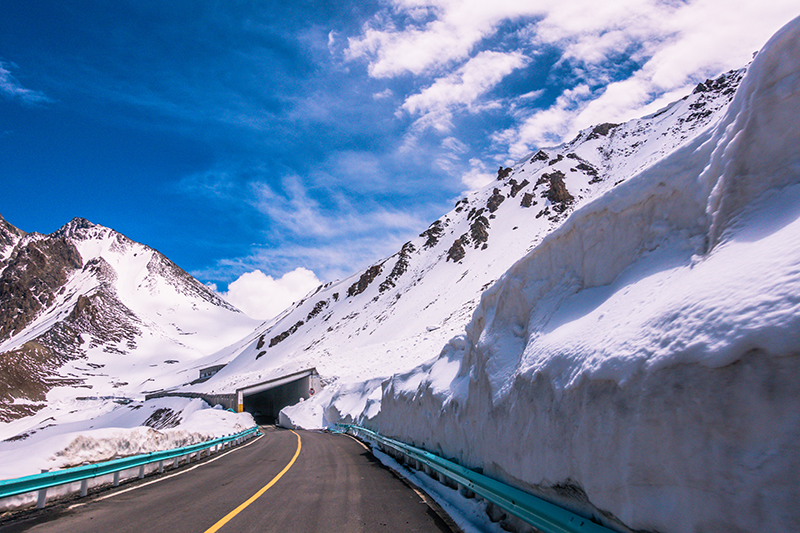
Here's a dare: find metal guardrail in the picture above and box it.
[0,426,260,508]
[338,424,616,533]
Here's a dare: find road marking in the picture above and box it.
[344,433,371,451]
[203,429,302,533]
[67,434,264,510]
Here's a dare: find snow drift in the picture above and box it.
[370,15,800,533]
[0,397,255,510]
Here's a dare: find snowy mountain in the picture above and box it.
[2,13,797,531]
[192,64,745,420]
[351,15,800,533]
[0,216,261,423]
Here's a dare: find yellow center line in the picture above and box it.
[204,429,302,533]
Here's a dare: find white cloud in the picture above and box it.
[401,50,529,132]
[460,158,496,190]
[0,62,51,105]
[347,0,799,158]
[346,0,542,78]
[218,267,321,320]
[252,175,425,239]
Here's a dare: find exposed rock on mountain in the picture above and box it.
[0,217,260,422]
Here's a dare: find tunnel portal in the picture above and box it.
[237,368,321,425]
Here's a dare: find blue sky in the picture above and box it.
[1,0,796,317]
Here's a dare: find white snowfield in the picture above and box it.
[353,15,800,533]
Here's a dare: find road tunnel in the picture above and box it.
[237,369,320,425]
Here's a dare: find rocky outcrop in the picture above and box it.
[470,217,490,248]
[521,192,535,208]
[487,188,505,213]
[347,263,384,297]
[547,170,574,204]
[269,320,305,347]
[420,220,444,249]
[0,237,83,341]
[380,242,416,293]
[509,179,530,198]
[446,239,466,262]
[307,299,330,321]
[530,150,549,163]
[586,122,619,140]
[497,167,513,180]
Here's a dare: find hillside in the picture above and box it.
[0,217,261,425]
[359,15,800,533]
[191,64,744,419]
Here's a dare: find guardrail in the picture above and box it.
[0,426,260,509]
[338,424,616,533]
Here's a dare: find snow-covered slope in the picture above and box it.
[362,15,800,533]
[192,64,744,417]
[0,217,261,427]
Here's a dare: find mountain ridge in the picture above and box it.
[0,216,260,422]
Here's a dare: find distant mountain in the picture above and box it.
[193,67,745,414]
[0,216,260,422]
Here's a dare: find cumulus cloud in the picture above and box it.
[218,267,322,320]
[0,62,51,105]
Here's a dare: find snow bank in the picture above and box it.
[374,15,800,533]
[0,397,254,510]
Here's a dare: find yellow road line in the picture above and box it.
[204,430,302,533]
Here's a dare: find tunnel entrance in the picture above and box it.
[237,368,320,425]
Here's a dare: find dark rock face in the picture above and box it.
[487,188,505,213]
[576,162,598,177]
[306,299,329,321]
[497,167,513,180]
[446,239,466,262]
[470,217,490,248]
[521,192,535,208]
[531,150,549,162]
[587,122,619,140]
[347,263,384,297]
[509,179,530,198]
[380,242,416,293]
[0,237,83,341]
[420,220,444,249]
[547,170,574,204]
[269,320,304,347]
[0,215,26,268]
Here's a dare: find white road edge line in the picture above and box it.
[67,433,264,510]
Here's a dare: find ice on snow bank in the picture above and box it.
[375,15,800,533]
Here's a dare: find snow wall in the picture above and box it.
[373,16,800,533]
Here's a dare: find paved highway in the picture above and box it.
[2,427,457,533]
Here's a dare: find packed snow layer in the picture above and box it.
[366,15,800,533]
[0,397,255,510]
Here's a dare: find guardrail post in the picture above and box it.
[36,469,48,509]
[173,456,179,468]
[113,471,120,487]
[158,460,164,474]
[138,465,145,479]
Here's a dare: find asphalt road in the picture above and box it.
[1,427,457,533]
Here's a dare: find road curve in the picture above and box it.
[1,427,456,533]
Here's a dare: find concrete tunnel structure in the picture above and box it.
[236,368,321,424]
[145,368,322,426]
